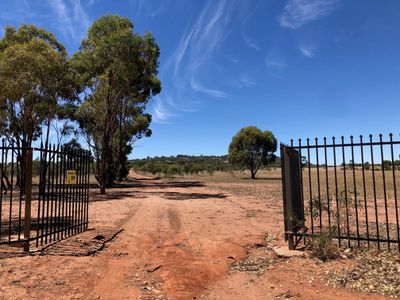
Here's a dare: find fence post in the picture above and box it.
[281,144,304,250]
[23,148,33,252]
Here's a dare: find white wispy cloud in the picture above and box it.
[0,0,42,23]
[265,59,287,70]
[152,98,175,124]
[231,75,257,88]
[130,0,166,18]
[299,45,316,57]
[155,0,244,123]
[168,0,234,87]
[279,0,340,29]
[49,0,90,42]
[190,77,228,98]
[265,58,288,78]
[241,28,260,51]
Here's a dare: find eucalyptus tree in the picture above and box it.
[228,126,277,179]
[72,15,161,194]
[0,25,75,189]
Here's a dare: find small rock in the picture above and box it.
[273,247,304,258]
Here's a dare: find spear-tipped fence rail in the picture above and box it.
[0,140,90,251]
[281,133,400,251]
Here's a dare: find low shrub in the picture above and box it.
[308,229,339,261]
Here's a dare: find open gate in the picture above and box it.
[282,134,400,251]
[280,144,304,249]
[0,141,91,252]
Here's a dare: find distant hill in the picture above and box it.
[129,154,280,177]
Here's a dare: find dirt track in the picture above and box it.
[0,173,386,299]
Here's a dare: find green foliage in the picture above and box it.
[0,24,75,147]
[307,188,363,222]
[72,15,161,193]
[382,160,392,170]
[61,138,85,153]
[228,126,277,179]
[131,155,233,177]
[308,228,339,261]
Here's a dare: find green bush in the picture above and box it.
[308,228,339,261]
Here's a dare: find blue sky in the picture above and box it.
[1,0,400,158]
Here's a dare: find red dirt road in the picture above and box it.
[0,173,387,299]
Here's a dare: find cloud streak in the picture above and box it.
[299,45,316,57]
[49,0,90,43]
[279,0,340,29]
[155,0,243,123]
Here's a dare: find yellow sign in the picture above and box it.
[66,170,77,184]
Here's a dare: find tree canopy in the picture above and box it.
[72,15,161,194]
[228,126,277,179]
[0,24,74,148]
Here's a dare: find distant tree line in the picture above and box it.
[131,154,281,178]
[302,159,400,170]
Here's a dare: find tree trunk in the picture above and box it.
[117,120,124,181]
[99,133,111,195]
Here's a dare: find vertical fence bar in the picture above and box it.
[45,144,52,244]
[78,150,84,232]
[341,136,351,248]
[36,145,42,247]
[49,145,55,242]
[73,150,79,234]
[390,134,400,251]
[333,137,341,246]
[65,150,70,236]
[85,151,90,228]
[72,149,77,235]
[40,144,47,245]
[8,144,13,243]
[68,151,73,236]
[350,136,360,247]
[298,138,306,244]
[55,146,61,240]
[324,137,331,231]
[76,150,82,232]
[370,134,380,250]
[307,138,313,236]
[379,134,390,250]
[360,135,370,248]
[17,146,25,241]
[23,148,33,252]
[0,139,4,241]
[315,138,322,233]
[61,148,67,238]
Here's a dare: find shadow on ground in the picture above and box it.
[90,178,208,202]
[162,192,227,201]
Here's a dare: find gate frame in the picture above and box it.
[281,144,305,250]
[0,141,91,252]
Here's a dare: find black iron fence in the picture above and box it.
[0,140,91,251]
[281,133,400,251]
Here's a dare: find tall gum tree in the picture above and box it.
[0,25,75,190]
[72,15,161,194]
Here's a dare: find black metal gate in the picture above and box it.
[281,145,304,249]
[0,140,91,251]
[281,134,400,251]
